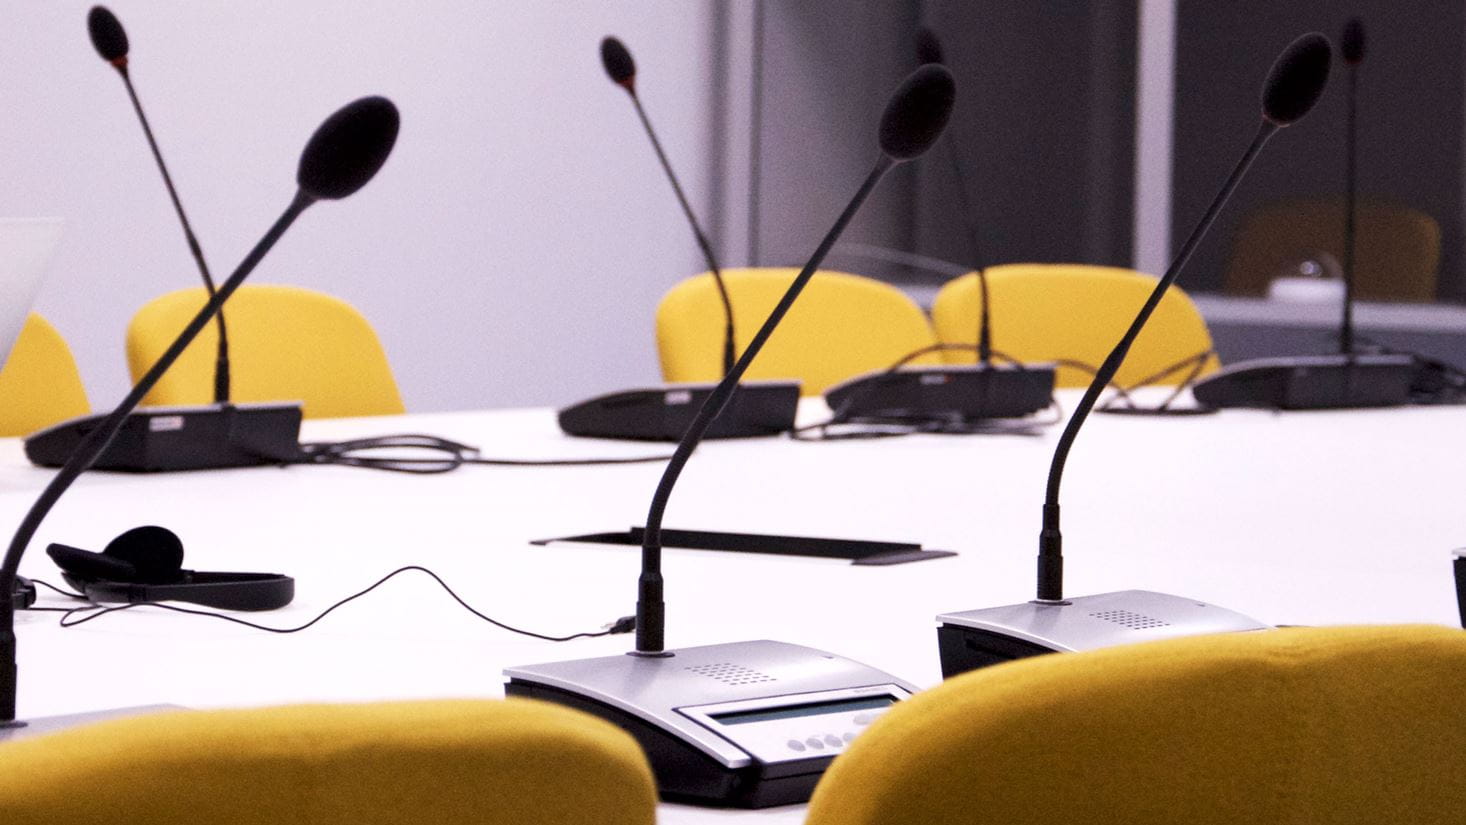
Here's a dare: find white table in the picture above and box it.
[3,395,1462,823]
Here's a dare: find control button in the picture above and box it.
[852,713,875,725]
[824,734,842,748]
[843,732,857,743]
[787,739,806,752]
[805,737,825,750]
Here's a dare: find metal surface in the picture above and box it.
[505,639,914,768]
[938,590,1271,652]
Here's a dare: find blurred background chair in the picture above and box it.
[931,264,1219,388]
[0,699,656,825]
[1223,197,1440,301]
[657,268,941,395]
[127,285,405,419]
[808,624,1466,825]
[0,314,90,436]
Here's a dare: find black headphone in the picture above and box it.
[47,526,293,611]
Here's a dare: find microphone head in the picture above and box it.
[296,96,400,201]
[1261,32,1333,127]
[878,64,956,161]
[1341,18,1366,66]
[915,26,945,66]
[600,36,636,91]
[87,6,129,64]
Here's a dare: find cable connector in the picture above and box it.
[604,615,637,635]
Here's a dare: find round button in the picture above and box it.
[805,737,825,750]
[843,732,857,743]
[824,734,842,747]
[852,713,875,726]
[787,739,806,752]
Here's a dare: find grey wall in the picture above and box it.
[0,1,727,413]
[1173,1,1466,299]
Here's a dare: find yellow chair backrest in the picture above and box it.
[657,268,940,396]
[127,285,405,419]
[809,624,1466,825]
[1223,197,1440,301]
[0,314,89,437]
[0,699,656,825]
[931,264,1218,388]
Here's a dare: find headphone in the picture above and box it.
[47,525,294,611]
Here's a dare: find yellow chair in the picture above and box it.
[0,699,656,825]
[0,314,90,437]
[931,264,1219,388]
[808,624,1466,825]
[1223,197,1440,301]
[657,268,941,396]
[127,285,405,419]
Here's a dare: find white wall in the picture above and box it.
[0,1,725,412]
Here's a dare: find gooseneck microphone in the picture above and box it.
[634,65,956,655]
[915,26,991,363]
[1037,33,1331,601]
[601,36,736,376]
[507,66,952,809]
[1340,17,1365,356]
[88,6,231,403]
[0,96,399,726]
[937,33,1331,678]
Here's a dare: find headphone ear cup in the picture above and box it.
[103,526,185,584]
[46,543,140,581]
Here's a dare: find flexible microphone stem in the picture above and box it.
[1036,122,1277,602]
[116,69,232,404]
[0,190,316,724]
[634,157,895,654]
[627,94,737,376]
[939,134,991,363]
[1341,66,1357,355]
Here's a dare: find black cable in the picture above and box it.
[294,434,671,474]
[30,578,87,600]
[1097,349,1220,415]
[44,566,635,643]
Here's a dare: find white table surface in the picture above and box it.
[4,394,1463,823]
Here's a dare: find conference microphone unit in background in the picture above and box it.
[1192,19,1421,411]
[557,35,798,442]
[823,27,1054,427]
[31,6,305,472]
[937,32,1335,678]
[508,65,955,808]
[1,95,400,728]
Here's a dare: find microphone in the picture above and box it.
[88,5,231,404]
[1340,17,1365,356]
[507,65,954,808]
[1191,27,1419,410]
[821,27,1057,427]
[1,95,399,727]
[634,63,954,653]
[601,36,735,377]
[938,33,1332,678]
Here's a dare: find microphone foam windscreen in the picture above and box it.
[1261,32,1333,126]
[601,36,636,85]
[915,26,945,66]
[87,6,129,62]
[1341,18,1366,66]
[296,96,400,200]
[879,64,956,161]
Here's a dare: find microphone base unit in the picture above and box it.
[504,639,915,808]
[935,590,1271,678]
[1190,353,1419,410]
[823,363,1055,424]
[0,704,183,743]
[557,381,800,441]
[24,402,304,472]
